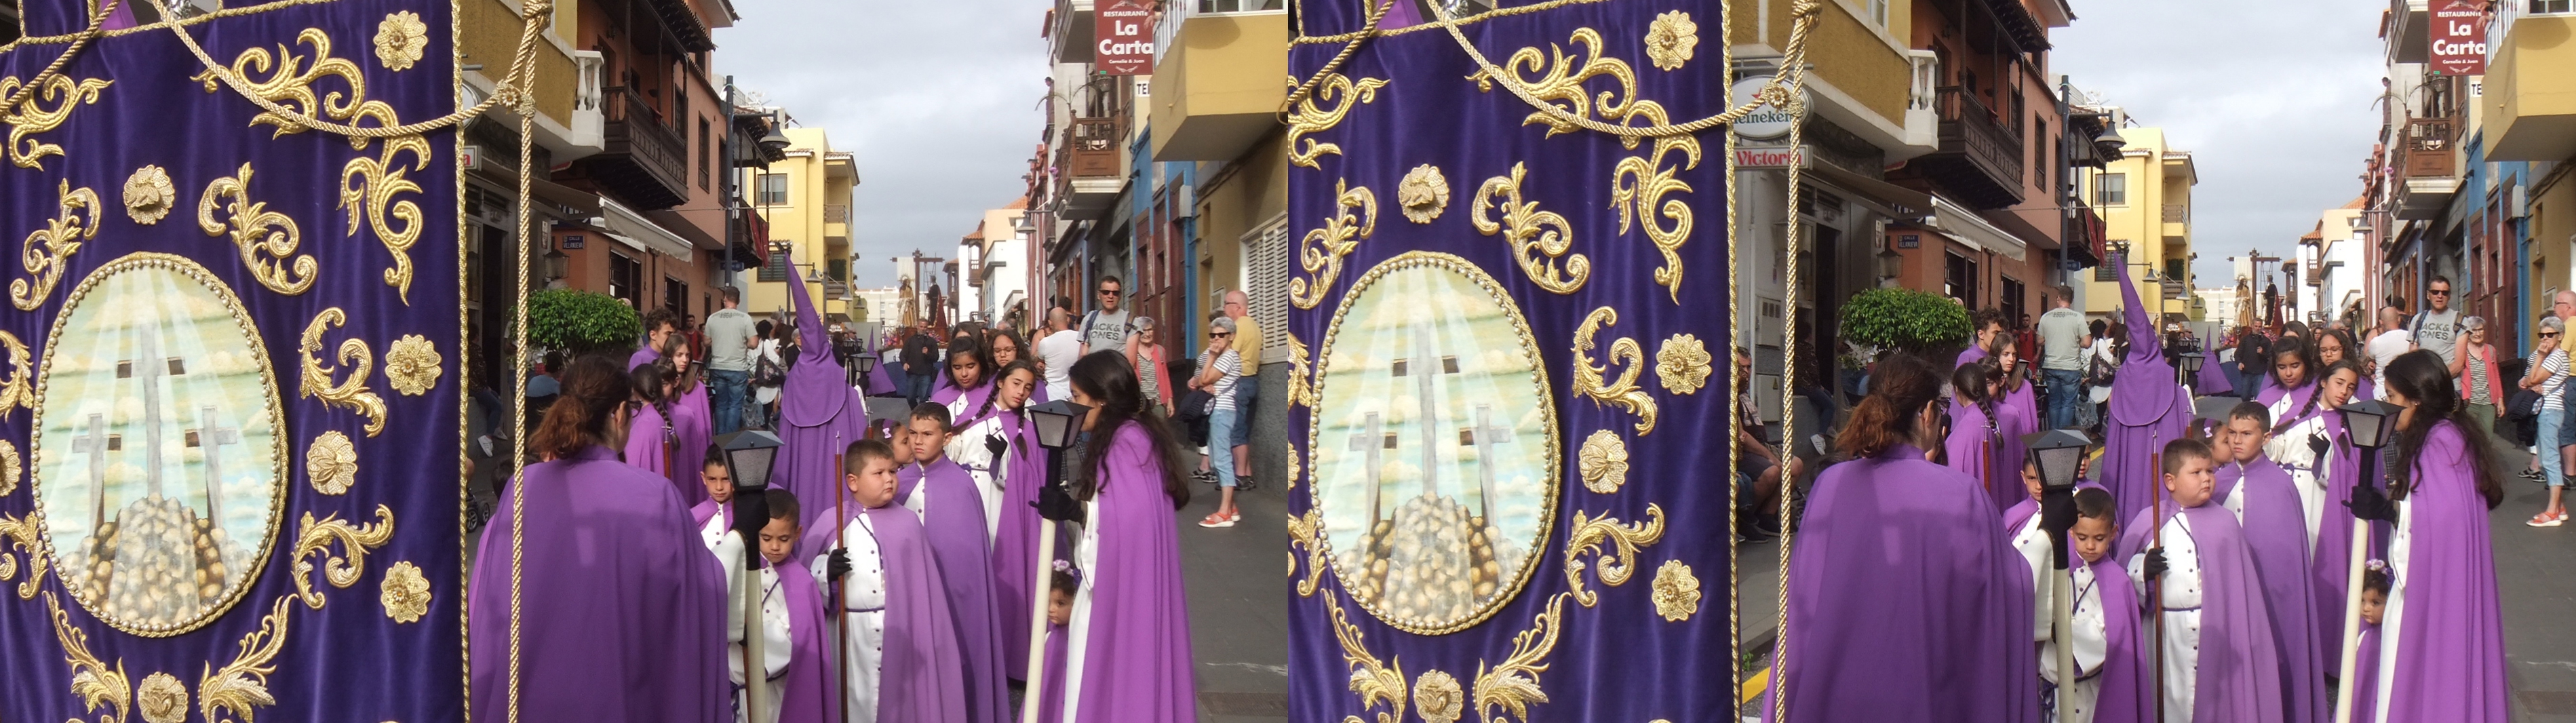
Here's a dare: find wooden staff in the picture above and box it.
[832,427,848,723]
[2149,432,2166,723]
[1019,425,1061,723]
[2330,439,2376,723]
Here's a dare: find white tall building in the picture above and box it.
[960,199,1031,331]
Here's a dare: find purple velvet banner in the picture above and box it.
[0,2,462,722]
[1286,1,1734,721]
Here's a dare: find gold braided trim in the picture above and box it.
[0,0,347,48]
[1292,0,1616,45]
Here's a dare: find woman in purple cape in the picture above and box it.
[1765,352,2036,723]
[2101,261,2196,521]
[663,338,714,507]
[2258,335,2320,415]
[2349,351,2509,722]
[1946,362,2005,505]
[1994,338,2042,513]
[1057,351,1196,722]
[975,360,1051,677]
[469,353,729,723]
[623,362,674,484]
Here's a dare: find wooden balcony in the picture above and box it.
[1913,86,2025,209]
[593,85,689,210]
[2400,117,2456,178]
[1056,116,1126,220]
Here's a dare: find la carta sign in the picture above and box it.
[2429,0,2487,77]
[1096,0,1154,76]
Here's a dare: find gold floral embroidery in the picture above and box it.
[1326,589,1407,723]
[1286,331,1318,410]
[306,431,357,495]
[1471,163,1586,294]
[300,309,387,436]
[1284,73,1388,170]
[1470,591,1568,723]
[1563,505,1665,607]
[199,163,316,295]
[0,331,33,418]
[1576,430,1626,494]
[1468,28,1635,138]
[137,672,189,723]
[1610,103,1699,303]
[380,560,430,623]
[383,334,442,395]
[1650,559,1700,622]
[290,505,394,608]
[47,591,132,723]
[0,513,45,598]
[1654,333,1711,395]
[1288,179,1375,310]
[11,180,102,310]
[1397,164,1449,224]
[1287,508,1327,597]
[0,439,17,496]
[1413,669,1464,723]
[0,75,112,170]
[373,12,429,71]
[340,134,431,303]
[199,596,290,723]
[1644,11,1697,71]
[195,28,399,146]
[124,165,176,225]
[1572,307,1658,435]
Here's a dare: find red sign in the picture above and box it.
[1095,0,1154,76]
[2430,0,2487,77]
[1734,146,1797,169]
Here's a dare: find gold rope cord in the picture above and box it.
[1719,0,1742,707]
[1766,1,1820,720]
[0,0,121,111]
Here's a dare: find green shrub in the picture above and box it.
[1837,288,1970,355]
[524,289,640,354]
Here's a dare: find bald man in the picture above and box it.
[1038,306,1081,400]
[2366,306,2412,392]
[1222,289,1262,488]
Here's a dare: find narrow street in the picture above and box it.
[1177,463,1290,722]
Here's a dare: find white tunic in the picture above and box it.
[2010,510,2056,642]
[1060,500,1104,720]
[702,510,792,723]
[2263,416,2335,552]
[2373,496,2417,723]
[2129,512,2205,723]
[949,414,1013,543]
[902,464,931,517]
[815,510,897,723]
[2041,562,2113,723]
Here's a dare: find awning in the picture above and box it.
[1802,159,1933,220]
[1926,197,2027,262]
[600,197,695,259]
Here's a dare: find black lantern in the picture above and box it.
[2180,350,2204,376]
[1026,399,1089,450]
[715,429,784,491]
[2023,429,2091,492]
[855,349,877,375]
[2339,399,2399,450]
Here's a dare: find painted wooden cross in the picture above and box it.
[1460,402,1514,525]
[1345,411,1390,525]
[187,404,241,523]
[72,412,115,531]
[1394,324,1462,503]
[119,323,182,501]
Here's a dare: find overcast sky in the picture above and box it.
[2048,0,2387,286]
[714,0,1050,288]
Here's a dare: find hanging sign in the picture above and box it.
[2430,0,2488,77]
[1095,0,1154,76]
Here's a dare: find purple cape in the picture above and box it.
[1945,400,2002,499]
[993,410,1054,678]
[866,352,898,395]
[688,498,732,531]
[911,458,1010,723]
[1038,623,1069,723]
[2102,267,2194,522]
[777,252,874,558]
[1995,382,2040,511]
[2380,422,2510,722]
[467,446,728,723]
[2313,417,2361,665]
[623,402,673,482]
[2231,458,2327,723]
[2084,553,2155,723]
[775,557,836,723]
[850,503,972,722]
[2197,354,2236,395]
[2257,378,2315,411]
[630,347,661,371]
[1959,345,1989,368]
[673,383,712,507]
[933,378,996,414]
[2119,503,2284,723]
[2349,625,2381,723]
[1762,444,2037,723]
[1069,423,1196,722]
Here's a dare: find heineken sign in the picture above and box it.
[1730,75,1798,140]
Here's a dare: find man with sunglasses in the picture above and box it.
[1078,276,1136,357]
[2408,275,2463,369]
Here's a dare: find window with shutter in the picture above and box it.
[1243,213,1292,364]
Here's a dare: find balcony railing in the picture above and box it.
[824,204,850,223]
[1924,85,2025,208]
[598,85,689,208]
[2401,117,2456,178]
[2162,204,2188,224]
[1068,116,1124,178]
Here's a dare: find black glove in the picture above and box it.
[2308,433,2330,460]
[1032,480,1081,522]
[2346,483,2400,524]
[825,547,852,582]
[2141,547,2168,581]
[2040,489,2077,539]
[985,433,1009,459]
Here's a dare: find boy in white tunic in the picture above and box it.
[815,439,969,723]
[688,451,792,723]
[2124,439,2286,722]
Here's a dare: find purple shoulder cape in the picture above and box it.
[775,557,837,723]
[689,499,727,530]
[2381,423,2510,722]
[994,410,1053,678]
[2236,458,2327,723]
[918,458,1011,723]
[2086,555,2155,723]
[1762,444,2037,723]
[1959,346,1989,368]
[1945,401,2002,500]
[2102,269,2193,522]
[630,347,661,371]
[2312,417,2361,665]
[673,384,712,507]
[863,504,973,722]
[1070,423,1196,722]
[468,446,728,723]
[1995,383,2040,511]
[2179,504,2287,722]
[623,402,673,482]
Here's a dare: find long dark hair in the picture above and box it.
[2384,350,2504,509]
[1068,351,1190,509]
[1952,362,1997,431]
[986,328,1030,367]
[1836,352,1942,458]
[976,359,1041,423]
[530,353,630,460]
[655,333,701,393]
[2277,358,2366,435]
[946,335,992,391]
[2269,335,2317,389]
[637,361,674,446]
[2318,328,2360,366]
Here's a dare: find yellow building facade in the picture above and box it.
[744,128,858,321]
[2080,126,2197,321]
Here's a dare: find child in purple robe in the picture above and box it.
[1034,562,1079,723]
[819,439,969,723]
[760,489,836,723]
[665,339,715,508]
[900,404,1012,723]
[685,449,790,723]
[2051,487,2153,723]
[1995,338,2042,513]
[1057,351,1198,723]
[2216,404,2327,723]
[1948,362,2006,500]
[624,362,675,482]
[2292,361,2365,667]
[2346,565,2388,723]
[2347,351,2509,723]
[2126,439,2284,723]
[933,335,996,414]
[1764,352,2035,723]
[2256,336,2318,411]
[469,353,728,723]
[969,361,1049,676]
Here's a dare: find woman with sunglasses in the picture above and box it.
[2522,316,2571,526]
[1190,315,1245,528]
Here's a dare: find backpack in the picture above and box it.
[2083,347,2119,388]
[751,347,787,387]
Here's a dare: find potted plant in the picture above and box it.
[1837,288,1972,359]
[523,289,643,355]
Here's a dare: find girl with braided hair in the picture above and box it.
[1991,334,2041,513]
[1947,362,2004,495]
[623,362,676,488]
